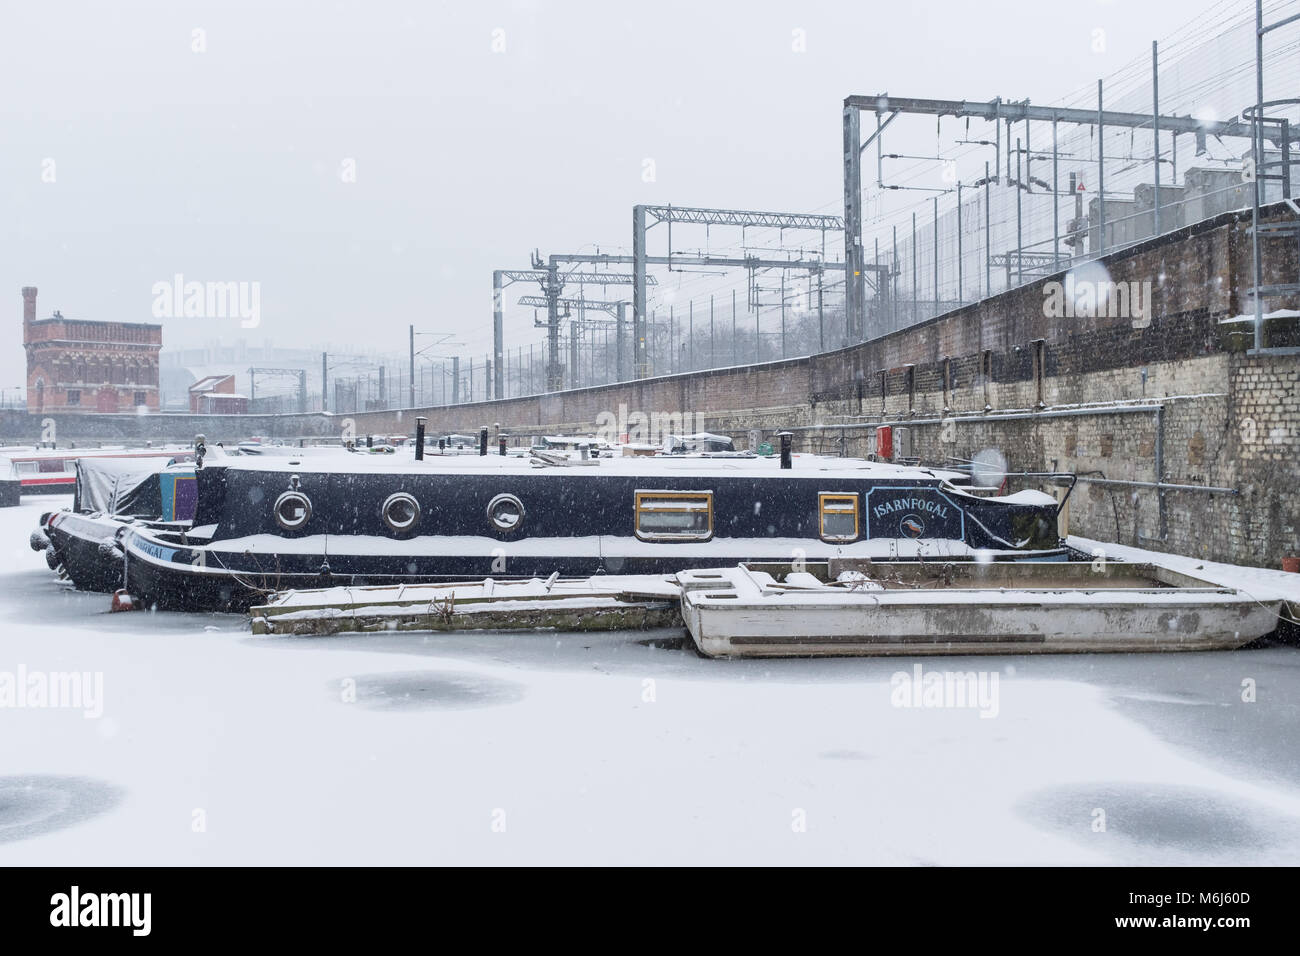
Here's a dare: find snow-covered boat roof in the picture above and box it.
[206,450,970,482]
[74,455,178,514]
[0,445,192,461]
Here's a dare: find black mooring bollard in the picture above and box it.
[779,431,792,469]
[479,427,488,456]
[498,435,507,456]
[415,417,426,461]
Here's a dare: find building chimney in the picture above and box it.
[21,287,37,325]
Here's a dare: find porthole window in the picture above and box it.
[382,492,421,533]
[486,493,525,533]
[273,491,313,531]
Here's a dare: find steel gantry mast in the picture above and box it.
[1245,0,1300,353]
[543,253,657,391]
[516,294,629,384]
[841,93,1300,340]
[630,204,845,378]
[491,269,565,400]
[497,263,652,393]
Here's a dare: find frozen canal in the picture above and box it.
[4,495,1299,865]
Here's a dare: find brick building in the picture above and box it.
[22,287,163,413]
[188,374,249,414]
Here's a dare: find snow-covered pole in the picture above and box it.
[415,417,426,461]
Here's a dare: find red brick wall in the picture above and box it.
[21,288,162,414]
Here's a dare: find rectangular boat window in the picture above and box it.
[635,491,713,541]
[819,493,859,542]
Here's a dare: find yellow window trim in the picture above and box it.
[634,490,714,541]
[818,492,860,542]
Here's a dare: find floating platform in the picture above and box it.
[676,560,1282,657]
[245,557,1283,657]
[250,575,682,636]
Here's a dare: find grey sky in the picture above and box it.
[3,0,1217,390]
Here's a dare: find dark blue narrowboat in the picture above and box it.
[118,452,1072,611]
[38,457,198,593]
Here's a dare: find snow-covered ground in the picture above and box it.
[4,495,1299,865]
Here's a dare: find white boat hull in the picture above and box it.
[678,566,1281,657]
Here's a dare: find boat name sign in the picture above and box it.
[864,488,964,541]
